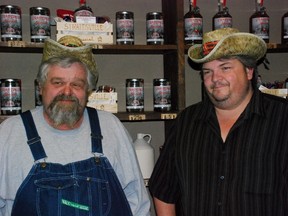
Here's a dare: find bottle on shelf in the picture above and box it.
[0,5,22,41]
[184,0,203,45]
[74,0,94,21]
[212,0,232,30]
[281,11,288,44]
[249,0,269,43]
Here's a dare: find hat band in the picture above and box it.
[203,41,218,56]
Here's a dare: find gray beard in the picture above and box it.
[47,94,84,128]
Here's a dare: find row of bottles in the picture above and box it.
[184,0,288,45]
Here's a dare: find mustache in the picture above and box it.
[210,81,229,89]
[48,94,79,108]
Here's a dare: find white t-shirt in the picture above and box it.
[0,107,150,216]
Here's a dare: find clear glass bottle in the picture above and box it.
[249,0,269,43]
[212,0,232,30]
[281,11,288,44]
[74,0,93,21]
[184,0,203,45]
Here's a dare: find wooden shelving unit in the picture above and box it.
[0,42,177,54]
[1,0,287,136]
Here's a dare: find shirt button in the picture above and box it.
[217,202,222,206]
[220,176,225,180]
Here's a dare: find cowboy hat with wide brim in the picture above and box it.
[188,28,267,64]
[42,35,98,80]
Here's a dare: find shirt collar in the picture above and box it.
[196,89,266,122]
[242,89,266,119]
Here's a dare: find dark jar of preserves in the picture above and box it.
[30,7,51,43]
[0,79,22,115]
[0,5,22,41]
[153,78,171,112]
[126,79,144,112]
[116,11,134,45]
[146,12,164,45]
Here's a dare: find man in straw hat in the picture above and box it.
[0,36,150,216]
[149,28,288,216]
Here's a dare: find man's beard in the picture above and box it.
[46,94,85,128]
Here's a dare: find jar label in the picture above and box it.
[1,13,22,39]
[74,10,93,17]
[116,19,134,42]
[213,17,232,29]
[251,17,269,39]
[126,87,144,109]
[30,15,51,39]
[0,87,21,110]
[153,85,171,108]
[146,19,164,42]
[185,18,203,40]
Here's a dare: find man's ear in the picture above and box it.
[246,67,254,81]
[39,85,43,95]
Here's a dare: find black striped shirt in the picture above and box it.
[149,90,288,216]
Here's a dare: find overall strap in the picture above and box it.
[87,107,103,153]
[20,111,47,161]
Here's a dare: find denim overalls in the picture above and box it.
[11,107,133,216]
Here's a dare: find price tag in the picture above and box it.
[128,114,146,121]
[7,41,26,47]
[161,113,177,119]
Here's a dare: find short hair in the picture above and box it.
[37,56,97,91]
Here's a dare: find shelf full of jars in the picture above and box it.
[0,1,172,47]
[0,77,177,123]
[0,0,181,123]
[1,0,288,123]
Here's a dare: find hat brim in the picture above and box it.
[188,32,267,64]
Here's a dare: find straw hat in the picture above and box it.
[188,28,267,64]
[42,35,98,80]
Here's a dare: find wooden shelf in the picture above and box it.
[0,111,178,124]
[0,41,177,55]
[266,43,288,53]
[114,111,178,121]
